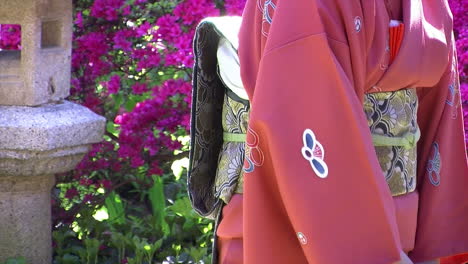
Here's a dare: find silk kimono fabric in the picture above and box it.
[441,254,468,264]
[233,0,468,263]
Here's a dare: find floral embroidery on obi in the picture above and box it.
[258,0,276,37]
[363,89,419,196]
[427,142,441,187]
[214,94,249,204]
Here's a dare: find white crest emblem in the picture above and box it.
[297,232,308,245]
[301,129,329,178]
[354,16,362,32]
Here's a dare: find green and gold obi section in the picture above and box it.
[364,89,420,196]
[215,94,248,203]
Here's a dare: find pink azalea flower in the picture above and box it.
[90,0,125,21]
[106,75,121,94]
[131,83,148,95]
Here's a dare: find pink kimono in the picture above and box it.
[217,0,468,263]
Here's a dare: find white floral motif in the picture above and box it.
[354,16,362,32]
[446,61,461,119]
[243,127,265,173]
[446,81,460,119]
[427,142,441,186]
[257,0,276,37]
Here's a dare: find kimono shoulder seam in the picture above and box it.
[327,36,349,48]
[263,32,349,58]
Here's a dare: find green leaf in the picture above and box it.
[60,254,80,264]
[124,99,137,112]
[4,257,26,264]
[186,247,207,263]
[124,94,146,112]
[168,197,197,218]
[104,192,126,225]
[106,121,119,138]
[182,218,195,231]
[83,238,100,264]
[92,206,109,222]
[111,93,124,112]
[148,176,170,236]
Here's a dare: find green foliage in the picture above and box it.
[83,238,100,264]
[51,0,231,262]
[2,258,27,264]
[148,176,170,236]
[54,254,80,264]
[53,156,214,263]
[105,192,125,225]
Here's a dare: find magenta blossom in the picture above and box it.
[90,0,125,21]
[131,83,148,94]
[105,75,121,94]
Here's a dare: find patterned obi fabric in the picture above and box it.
[214,94,248,203]
[363,88,420,196]
[214,88,420,202]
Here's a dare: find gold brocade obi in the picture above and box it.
[214,94,248,203]
[364,89,419,196]
[215,88,419,203]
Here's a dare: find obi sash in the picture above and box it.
[188,17,244,219]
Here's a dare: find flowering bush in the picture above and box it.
[2,0,245,262]
[0,0,466,262]
[60,0,244,262]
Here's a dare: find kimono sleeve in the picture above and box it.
[410,34,468,262]
[241,33,404,263]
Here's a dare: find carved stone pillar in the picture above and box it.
[0,0,105,263]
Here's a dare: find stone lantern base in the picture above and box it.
[0,101,105,263]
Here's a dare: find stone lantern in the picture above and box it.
[0,0,106,263]
[0,0,72,105]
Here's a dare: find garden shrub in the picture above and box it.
[49,0,245,263]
